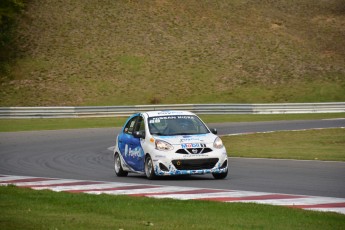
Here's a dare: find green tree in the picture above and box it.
[0,0,25,74]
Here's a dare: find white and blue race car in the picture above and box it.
[113,111,228,179]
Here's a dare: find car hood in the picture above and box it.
[152,133,217,145]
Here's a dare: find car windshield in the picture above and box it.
[148,115,210,136]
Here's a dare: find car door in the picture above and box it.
[118,115,145,172]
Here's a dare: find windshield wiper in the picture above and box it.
[151,132,169,136]
[152,132,207,136]
[170,133,194,135]
[172,132,208,135]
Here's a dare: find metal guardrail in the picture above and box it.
[0,103,344,118]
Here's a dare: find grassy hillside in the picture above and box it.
[1,0,344,106]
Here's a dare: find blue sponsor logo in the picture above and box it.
[181,143,201,148]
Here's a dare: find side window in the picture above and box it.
[135,116,145,132]
[124,117,137,135]
[139,120,145,132]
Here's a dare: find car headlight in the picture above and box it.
[155,139,174,151]
[213,137,224,149]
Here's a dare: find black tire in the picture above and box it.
[144,155,157,180]
[212,169,228,179]
[114,153,128,177]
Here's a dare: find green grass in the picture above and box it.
[1,185,344,230]
[0,113,344,132]
[0,0,344,106]
[224,128,345,161]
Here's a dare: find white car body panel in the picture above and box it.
[114,111,228,178]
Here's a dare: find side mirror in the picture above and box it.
[210,128,217,135]
[133,131,145,139]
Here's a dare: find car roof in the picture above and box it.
[144,110,195,118]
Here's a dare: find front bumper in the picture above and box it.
[152,152,228,176]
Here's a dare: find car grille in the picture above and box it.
[175,148,213,154]
[172,158,219,170]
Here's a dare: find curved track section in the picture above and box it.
[0,119,344,198]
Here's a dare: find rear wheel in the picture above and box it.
[212,169,228,179]
[114,153,128,177]
[145,155,156,180]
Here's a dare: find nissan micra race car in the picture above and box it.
[113,111,228,179]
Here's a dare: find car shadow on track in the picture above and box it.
[126,174,222,181]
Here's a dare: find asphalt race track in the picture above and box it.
[0,119,344,198]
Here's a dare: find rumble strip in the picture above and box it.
[1,175,344,215]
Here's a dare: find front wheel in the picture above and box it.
[145,155,157,180]
[212,170,228,179]
[114,153,128,177]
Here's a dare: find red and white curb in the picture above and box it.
[1,175,345,215]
